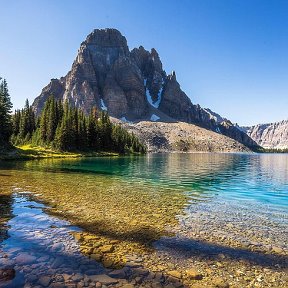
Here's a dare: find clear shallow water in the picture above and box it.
[6,153,287,207]
[0,193,106,287]
[0,154,288,274]
[1,153,287,228]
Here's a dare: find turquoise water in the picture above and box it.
[13,153,288,207]
[2,153,287,209]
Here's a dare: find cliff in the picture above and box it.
[242,120,288,149]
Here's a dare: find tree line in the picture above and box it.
[257,147,288,153]
[1,78,146,154]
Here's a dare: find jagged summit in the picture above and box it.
[32,28,259,149]
[84,28,128,47]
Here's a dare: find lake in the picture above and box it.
[0,153,287,287]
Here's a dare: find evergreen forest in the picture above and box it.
[0,78,146,154]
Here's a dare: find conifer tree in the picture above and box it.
[12,109,21,136]
[40,98,49,143]
[0,78,13,144]
[87,108,99,149]
[19,99,36,140]
[46,96,58,142]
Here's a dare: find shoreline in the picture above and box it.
[0,145,121,161]
[1,145,287,161]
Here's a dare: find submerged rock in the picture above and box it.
[15,253,37,265]
[38,275,52,287]
[185,268,203,280]
[167,270,182,279]
[100,244,114,253]
[212,277,230,288]
[0,268,16,281]
[89,274,119,285]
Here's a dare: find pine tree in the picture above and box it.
[54,101,76,151]
[12,109,21,136]
[40,98,49,143]
[87,108,99,149]
[77,110,87,149]
[46,97,58,142]
[99,111,112,150]
[0,78,13,145]
[19,99,35,140]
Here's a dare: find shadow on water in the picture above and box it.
[154,237,288,270]
[0,194,188,288]
[50,209,288,271]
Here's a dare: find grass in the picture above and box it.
[0,144,119,160]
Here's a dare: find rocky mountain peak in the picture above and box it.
[32,28,259,150]
[167,71,177,81]
[84,28,129,50]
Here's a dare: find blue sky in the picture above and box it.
[1,0,287,126]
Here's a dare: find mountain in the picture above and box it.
[241,120,288,149]
[32,28,259,150]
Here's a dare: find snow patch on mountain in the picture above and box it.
[150,114,160,121]
[100,99,107,111]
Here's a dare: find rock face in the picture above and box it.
[242,120,288,149]
[33,28,259,150]
[115,120,251,153]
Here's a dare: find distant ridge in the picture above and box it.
[32,28,259,150]
[241,120,288,149]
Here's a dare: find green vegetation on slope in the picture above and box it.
[11,96,146,154]
[0,78,146,158]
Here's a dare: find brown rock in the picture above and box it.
[95,282,102,288]
[151,282,163,288]
[89,274,119,285]
[213,277,230,288]
[108,268,127,279]
[15,253,37,265]
[100,245,114,253]
[121,285,135,288]
[102,258,114,268]
[185,268,203,280]
[272,246,283,254]
[0,268,15,281]
[73,233,83,241]
[90,253,102,261]
[38,275,52,287]
[167,270,182,279]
